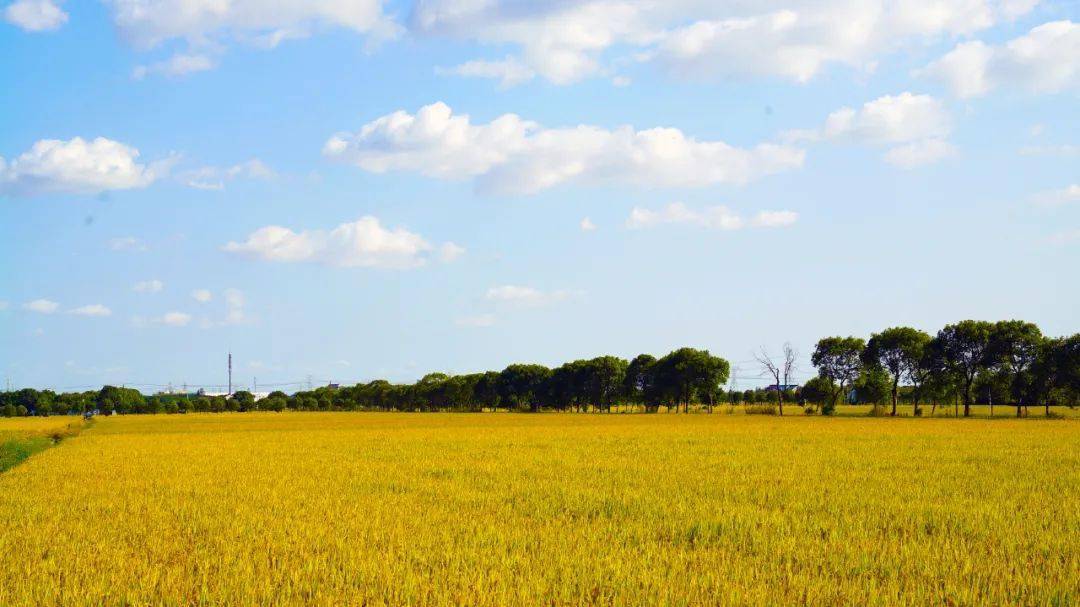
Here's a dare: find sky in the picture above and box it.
[1,0,1077,393]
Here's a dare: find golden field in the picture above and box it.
[0,412,1077,606]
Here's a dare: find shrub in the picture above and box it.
[745,404,777,415]
[868,405,888,417]
[913,406,923,417]
[821,401,837,416]
[804,406,816,415]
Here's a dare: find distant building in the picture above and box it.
[764,384,800,392]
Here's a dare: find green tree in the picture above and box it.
[653,348,729,413]
[498,364,552,412]
[862,327,932,416]
[928,321,994,417]
[230,390,256,412]
[988,320,1044,417]
[624,354,659,412]
[811,337,865,410]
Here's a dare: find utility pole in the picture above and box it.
[253,377,257,394]
[228,352,233,396]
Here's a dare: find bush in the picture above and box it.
[913,405,923,417]
[821,401,837,416]
[804,406,816,415]
[745,404,778,415]
[868,405,888,417]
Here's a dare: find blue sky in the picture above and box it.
[1,0,1077,393]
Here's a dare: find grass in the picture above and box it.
[0,412,1077,605]
[0,417,86,473]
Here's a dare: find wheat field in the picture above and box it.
[0,412,1077,605]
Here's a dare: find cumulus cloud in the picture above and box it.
[0,137,170,197]
[191,289,212,303]
[109,236,148,252]
[223,288,246,324]
[411,0,1037,86]
[69,304,112,317]
[882,138,957,168]
[485,285,570,306]
[790,92,954,168]
[132,279,164,293]
[1030,184,1080,207]
[132,53,216,80]
[1018,143,1079,157]
[1048,229,1080,245]
[23,298,59,313]
[161,311,191,327]
[104,0,399,75]
[224,215,457,269]
[179,158,275,190]
[455,314,496,327]
[3,0,66,31]
[626,202,798,230]
[580,217,597,231]
[921,21,1079,97]
[751,210,799,228]
[437,242,466,263]
[324,102,803,195]
[436,56,535,88]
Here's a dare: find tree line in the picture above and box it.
[2,320,1077,417]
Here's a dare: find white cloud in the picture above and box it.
[105,0,399,72]
[0,137,169,196]
[179,158,275,190]
[324,102,803,195]
[485,285,570,306]
[455,314,496,327]
[412,1,1037,86]
[224,215,455,269]
[132,279,164,293]
[791,92,954,168]
[921,21,1080,97]
[436,56,535,88]
[3,0,67,32]
[580,217,597,231]
[23,298,58,313]
[1048,229,1080,245]
[109,236,147,251]
[191,289,212,303]
[627,202,798,230]
[1019,144,1079,157]
[1030,184,1080,207]
[438,242,466,263]
[751,210,799,228]
[223,288,245,324]
[161,311,191,327]
[133,53,216,80]
[69,304,112,317]
[882,138,957,168]
[817,93,951,145]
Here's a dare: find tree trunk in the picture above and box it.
[891,378,899,417]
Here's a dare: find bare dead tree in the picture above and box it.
[783,343,798,403]
[753,347,784,416]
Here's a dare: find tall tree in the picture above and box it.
[929,321,994,417]
[654,348,729,413]
[752,343,797,416]
[583,356,628,412]
[811,337,865,410]
[624,354,659,412]
[862,327,932,416]
[498,364,552,412]
[988,320,1043,417]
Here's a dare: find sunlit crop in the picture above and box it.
[0,413,1077,605]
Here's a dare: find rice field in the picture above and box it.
[0,412,1077,605]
